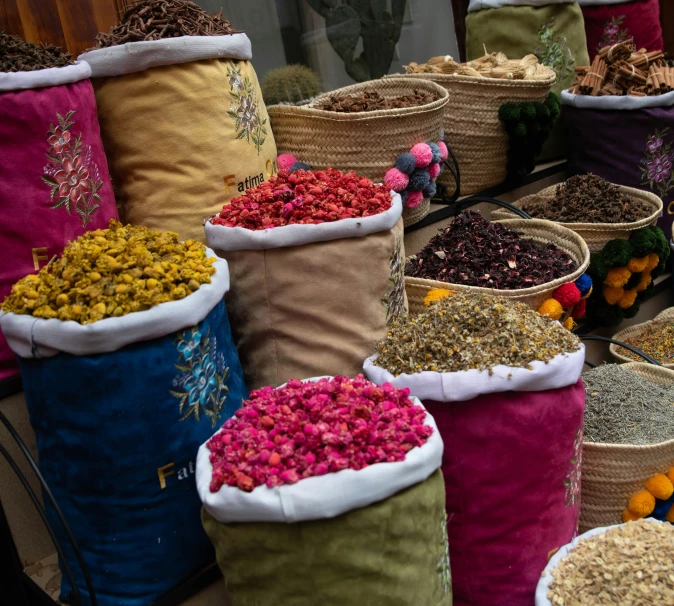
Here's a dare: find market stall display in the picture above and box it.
[267,78,447,226]
[0,33,118,382]
[197,375,450,606]
[536,519,674,606]
[78,0,276,242]
[206,167,406,389]
[364,291,585,606]
[579,362,674,532]
[404,212,590,314]
[0,221,248,606]
[611,307,674,366]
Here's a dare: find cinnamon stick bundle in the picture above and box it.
[579,55,607,95]
[598,39,635,64]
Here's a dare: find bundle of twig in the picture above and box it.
[95,0,240,48]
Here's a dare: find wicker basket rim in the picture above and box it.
[267,78,449,122]
[405,218,590,297]
[389,71,556,90]
[494,184,663,231]
[610,307,674,366]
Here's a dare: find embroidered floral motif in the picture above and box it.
[437,512,451,595]
[535,18,575,87]
[226,63,268,155]
[382,232,406,324]
[42,110,104,227]
[564,427,583,507]
[640,127,674,199]
[597,15,629,53]
[171,326,230,427]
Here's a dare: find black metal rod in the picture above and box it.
[0,443,83,606]
[458,195,533,220]
[583,360,597,369]
[579,335,662,366]
[0,411,97,606]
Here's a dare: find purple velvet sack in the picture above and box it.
[562,91,674,239]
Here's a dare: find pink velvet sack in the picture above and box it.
[364,346,586,606]
[0,63,118,381]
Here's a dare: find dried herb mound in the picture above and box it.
[374,291,581,375]
[95,0,240,48]
[619,323,674,365]
[405,212,577,289]
[582,364,674,445]
[548,519,674,605]
[1,220,216,324]
[0,32,73,72]
[524,174,651,224]
[315,90,438,113]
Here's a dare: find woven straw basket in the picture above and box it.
[610,307,674,368]
[392,72,555,195]
[267,78,448,227]
[405,218,590,314]
[579,362,674,533]
[492,184,663,252]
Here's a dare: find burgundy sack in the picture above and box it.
[0,63,118,381]
[581,0,662,59]
[562,91,674,239]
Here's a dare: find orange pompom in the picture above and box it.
[627,256,649,273]
[603,267,631,288]
[603,285,624,305]
[645,253,660,272]
[538,298,563,321]
[667,467,674,485]
[667,504,674,524]
[622,509,641,523]
[635,272,652,293]
[644,473,674,500]
[628,490,656,517]
[563,316,575,331]
[618,288,637,309]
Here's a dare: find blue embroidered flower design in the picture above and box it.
[171,327,229,427]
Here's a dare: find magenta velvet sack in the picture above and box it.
[364,346,585,606]
[0,63,118,381]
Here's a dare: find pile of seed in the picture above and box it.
[94,0,240,48]
[373,291,581,375]
[1,220,215,324]
[315,90,438,113]
[405,212,577,289]
[0,32,73,72]
[523,174,651,224]
[618,323,674,365]
[547,519,674,605]
[582,364,674,445]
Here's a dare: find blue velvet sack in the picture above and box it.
[7,261,247,605]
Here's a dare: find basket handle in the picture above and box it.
[457,196,532,220]
[579,335,662,366]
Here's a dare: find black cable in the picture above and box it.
[457,195,533,220]
[0,411,97,606]
[0,443,83,606]
[583,360,597,369]
[579,335,661,366]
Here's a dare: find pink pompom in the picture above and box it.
[406,190,424,208]
[428,162,441,179]
[438,141,449,162]
[410,143,433,168]
[277,154,297,171]
[384,168,409,192]
[553,283,581,308]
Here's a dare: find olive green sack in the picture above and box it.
[202,470,452,606]
[466,3,590,160]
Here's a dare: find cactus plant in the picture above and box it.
[307,0,406,82]
[261,64,322,106]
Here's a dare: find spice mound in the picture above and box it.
[582,364,674,445]
[547,519,674,605]
[206,375,432,492]
[211,167,392,229]
[1,220,216,324]
[618,323,674,365]
[94,0,240,48]
[523,175,651,224]
[373,291,581,375]
[0,32,73,72]
[314,90,438,112]
[405,212,577,289]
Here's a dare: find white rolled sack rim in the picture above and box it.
[205,192,403,252]
[0,249,229,359]
[535,518,663,605]
[562,89,674,111]
[363,345,585,403]
[78,33,252,78]
[196,377,443,524]
[0,61,92,93]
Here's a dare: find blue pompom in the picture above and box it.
[394,153,416,175]
[439,129,445,141]
[289,161,312,174]
[422,181,437,199]
[428,142,442,164]
[408,168,430,192]
[400,190,409,204]
[576,273,593,297]
[653,498,672,519]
